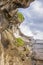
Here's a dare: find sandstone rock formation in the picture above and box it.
[0,0,34,65]
[0,0,34,33]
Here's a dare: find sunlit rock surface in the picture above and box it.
[0,0,34,65]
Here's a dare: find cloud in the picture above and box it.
[19,0,43,40]
[33,30,43,40]
[19,23,33,37]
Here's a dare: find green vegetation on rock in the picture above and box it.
[18,12,24,22]
[16,38,24,46]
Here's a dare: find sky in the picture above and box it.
[19,0,43,40]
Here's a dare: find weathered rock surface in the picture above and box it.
[0,0,34,65]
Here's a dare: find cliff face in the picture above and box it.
[0,0,34,33]
[0,0,34,65]
[0,0,34,8]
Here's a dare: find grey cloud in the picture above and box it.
[19,0,43,39]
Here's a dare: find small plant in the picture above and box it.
[16,38,24,46]
[18,12,24,22]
